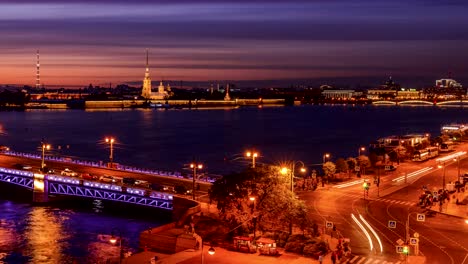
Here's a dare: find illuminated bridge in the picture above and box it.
[0,167,173,210]
[373,99,468,106]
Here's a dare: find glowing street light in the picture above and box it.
[41,142,51,169]
[358,147,365,157]
[245,151,259,168]
[109,228,123,264]
[190,162,203,200]
[105,137,115,168]
[323,153,330,163]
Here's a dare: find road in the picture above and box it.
[0,153,212,195]
[300,146,468,264]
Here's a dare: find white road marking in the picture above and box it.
[349,255,359,263]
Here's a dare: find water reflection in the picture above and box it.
[27,207,65,263]
[0,197,169,264]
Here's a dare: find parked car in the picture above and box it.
[61,168,78,177]
[81,173,98,180]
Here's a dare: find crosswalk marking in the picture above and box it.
[345,256,399,264]
[356,257,367,264]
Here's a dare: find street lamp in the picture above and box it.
[201,239,215,264]
[105,137,115,168]
[454,158,461,183]
[358,147,365,157]
[280,161,306,234]
[323,153,330,164]
[41,142,51,170]
[190,162,203,200]
[109,228,123,264]
[438,163,446,190]
[245,151,259,168]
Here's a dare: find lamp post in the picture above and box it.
[245,151,259,168]
[190,162,203,200]
[249,196,256,238]
[280,161,306,234]
[109,228,123,264]
[40,142,51,170]
[358,147,365,157]
[201,239,215,264]
[323,153,330,164]
[105,137,115,168]
[454,158,461,183]
[438,162,446,190]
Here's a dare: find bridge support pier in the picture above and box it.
[32,175,49,203]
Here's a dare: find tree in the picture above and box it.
[322,161,336,179]
[358,155,371,174]
[210,166,308,235]
[335,158,348,173]
[346,157,357,178]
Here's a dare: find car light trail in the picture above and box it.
[436,151,466,162]
[392,167,433,182]
[351,213,373,252]
[359,214,383,253]
[334,179,364,189]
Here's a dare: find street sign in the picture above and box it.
[396,239,404,246]
[355,166,360,172]
[413,232,419,238]
[417,213,425,222]
[410,238,419,245]
[396,246,404,253]
[388,220,397,228]
[326,221,334,229]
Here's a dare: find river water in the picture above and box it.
[0,105,466,263]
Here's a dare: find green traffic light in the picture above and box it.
[403,246,409,254]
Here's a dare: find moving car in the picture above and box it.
[134,180,150,188]
[99,175,115,183]
[81,173,98,180]
[61,168,78,177]
[14,164,32,170]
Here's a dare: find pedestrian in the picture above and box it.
[318,254,323,264]
[331,252,337,264]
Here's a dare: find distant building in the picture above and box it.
[435,78,462,89]
[366,90,397,100]
[396,89,424,100]
[141,50,169,100]
[321,90,361,99]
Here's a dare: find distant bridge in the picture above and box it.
[0,167,173,210]
[373,99,468,106]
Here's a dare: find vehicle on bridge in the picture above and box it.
[123,177,136,185]
[99,175,117,183]
[14,164,32,170]
[135,179,150,188]
[61,168,78,177]
[81,173,98,180]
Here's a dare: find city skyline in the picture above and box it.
[1,0,468,86]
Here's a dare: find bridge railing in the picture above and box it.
[3,151,220,183]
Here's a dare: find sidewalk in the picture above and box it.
[429,190,468,218]
[126,235,340,264]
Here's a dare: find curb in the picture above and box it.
[427,209,466,219]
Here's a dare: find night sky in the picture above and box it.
[1,0,468,87]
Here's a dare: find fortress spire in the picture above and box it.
[36,50,40,89]
[141,49,152,99]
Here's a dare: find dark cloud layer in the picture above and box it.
[0,1,467,86]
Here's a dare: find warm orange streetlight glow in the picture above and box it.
[109,237,117,244]
[245,150,259,168]
[208,247,216,255]
[249,197,255,201]
[300,167,306,173]
[280,167,288,175]
[105,137,115,144]
[198,164,203,169]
